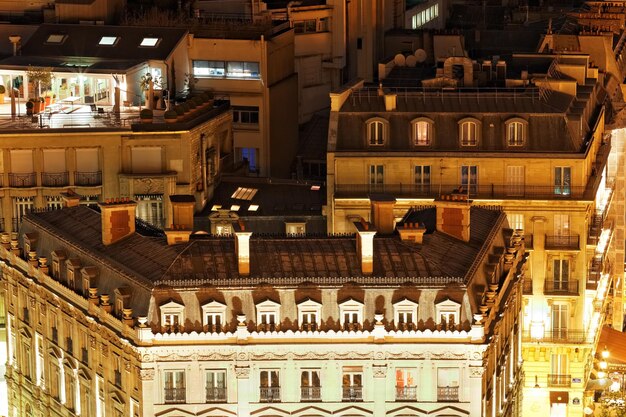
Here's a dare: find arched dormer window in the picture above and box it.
[411,117,434,146]
[505,117,527,146]
[366,118,388,146]
[458,118,481,146]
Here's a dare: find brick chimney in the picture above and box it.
[370,196,396,235]
[354,220,377,275]
[233,221,252,276]
[165,195,195,245]
[435,192,471,242]
[98,198,137,246]
[398,222,427,244]
[60,190,81,207]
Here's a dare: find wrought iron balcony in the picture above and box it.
[544,280,579,295]
[437,386,459,402]
[522,278,533,295]
[260,386,281,402]
[74,171,102,186]
[544,234,580,250]
[42,171,69,187]
[396,386,417,401]
[300,386,321,401]
[342,386,363,402]
[300,323,318,331]
[9,172,36,187]
[205,386,226,402]
[522,330,589,343]
[547,374,571,387]
[164,387,186,404]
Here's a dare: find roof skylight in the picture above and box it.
[140,37,160,47]
[231,187,258,200]
[46,34,67,44]
[248,205,259,211]
[99,36,119,46]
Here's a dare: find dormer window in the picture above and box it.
[66,259,81,289]
[297,299,322,331]
[201,300,227,333]
[140,37,161,47]
[505,118,527,146]
[339,298,364,331]
[160,301,185,333]
[367,118,387,146]
[435,299,461,330]
[393,298,418,330]
[459,118,480,146]
[411,118,433,146]
[256,299,280,331]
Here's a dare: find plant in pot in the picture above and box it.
[164,110,178,124]
[26,65,53,102]
[174,105,185,121]
[26,99,34,115]
[139,108,153,124]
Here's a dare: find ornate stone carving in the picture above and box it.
[234,366,250,379]
[469,367,485,377]
[134,178,164,195]
[372,365,387,378]
[139,369,155,381]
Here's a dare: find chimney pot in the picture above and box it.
[234,222,252,276]
[98,200,137,245]
[354,221,377,274]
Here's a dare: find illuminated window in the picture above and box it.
[459,118,480,146]
[140,37,160,47]
[367,119,386,145]
[412,119,432,145]
[414,165,431,191]
[554,167,571,195]
[507,120,525,146]
[508,213,524,232]
[396,368,417,400]
[98,36,118,46]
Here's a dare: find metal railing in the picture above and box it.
[164,387,186,403]
[342,386,363,401]
[205,386,227,402]
[544,280,579,295]
[42,171,69,187]
[522,330,590,343]
[522,278,533,294]
[437,386,459,402]
[544,234,580,250]
[396,386,417,401]
[300,323,318,331]
[74,171,102,186]
[9,172,36,187]
[260,386,281,402]
[300,386,321,401]
[547,374,571,387]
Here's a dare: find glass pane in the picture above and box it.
[353,374,362,385]
[271,371,279,387]
[312,371,320,386]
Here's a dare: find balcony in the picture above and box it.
[396,386,417,401]
[544,280,579,295]
[42,171,69,187]
[522,330,589,343]
[9,172,36,187]
[260,386,281,402]
[300,386,321,401]
[164,387,186,404]
[547,374,571,388]
[205,386,227,402]
[437,386,459,402]
[300,323,318,331]
[522,278,533,295]
[544,234,580,250]
[74,171,102,186]
[342,386,363,402]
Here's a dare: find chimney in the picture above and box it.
[165,195,195,245]
[98,198,137,245]
[384,93,397,111]
[496,60,507,80]
[370,196,396,234]
[60,190,81,207]
[435,192,471,242]
[8,35,21,56]
[354,220,377,275]
[233,221,252,276]
[398,222,427,244]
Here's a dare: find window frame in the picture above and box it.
[339,298,364,329]
[256,299,281,330]
[505,118,527,146]
[458,118,481,146]
[393,298,418,328]
[411,117,434,146]
[297,299,322,330]
[554,166,572,196]
[163,369,186,404]
[201,300,226,332]
[435,299,461,327]
[160,300,185,332]
[366,118,388,146]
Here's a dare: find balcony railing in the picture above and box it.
[522,278,533,294]
[334,183,587,200]
[74,171,102,186]
[547,374,571,387]
[522,330,589,343]
[437,386,459,402]
[9,172,36,187]
[164,387,186,404]
[396,386,417,401]
[42,171,69,187]
[205,386,227,402]
[300,386,321,401]
[544,280,579,295]
[260,386,281,402]
[544,234,580,250]
[342,386,363,401]
[300,323,318,331]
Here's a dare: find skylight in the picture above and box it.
[248,205,259,211]
[99,36,118,46]
[230,205,241,211]
[231,187,258,200]
[46,34,66,44]
[140,37,160,47]
[211,205,222,211]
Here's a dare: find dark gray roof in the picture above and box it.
[0,55,143,73]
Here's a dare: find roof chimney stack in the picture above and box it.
[164,195,195,245]
[370,196,396,234]
[98,198,137,245]
[435,191,471,242]
[234,221,252,276]
[60,190,81,208]
[354,220,377,275]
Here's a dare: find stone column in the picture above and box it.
[139,369,155,417]
[235,366,251,417]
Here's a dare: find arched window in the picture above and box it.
[506,118,527,146]
[367,119,387,145]
[411,118,433,146]
[459,118,480,146]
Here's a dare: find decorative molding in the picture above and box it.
[372,365,387,378]
[234,366,250,379]
[139,369,155,381]
[469,367,485,377]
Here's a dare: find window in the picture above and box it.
[160,301,185,332]
[239,147,257,172]
[201,300,226,333]
[46,196,64,210]
[46,34,67,44]
[297,299,322,331]
[369,164,384,187]
[414,165,431,192]
[21,341,32,381]
[131,147,162,174]
[507,120,525,146]
[192,60,260,79]
[256,299,280,331]
[342,371,363,401]
[135,194,164,229]
[49,356,62,401]
[367,119,386,145]
[206,370,226,402]
[551,304,568,338]
[393,298,418,330]
[437,368,460,401]
[75,148,101,186]
[553,258,570,291]
[506,165,525,196]
[140,37,160,47]
[553,214,570,237]
[339,299,364,330]
[508,213,524,232]
[65,364,76,411]
[164,370,186,404]
[260,370,280,402]
[435,299,461,329]
[411,4,439,28]
[294,19,327,33]
[396,368,417,400]
[98,36,118,46]
[286,222,306,235]
[13,197,34,228]
[554,167,571,195]
[459,119,479,146]
[233,106,259,125]
[412,119,432,145]
[461,165,478,194]
[301,370,321,401]
[227,61,260,78]
[79,375,91,416]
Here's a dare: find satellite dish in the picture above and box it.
[405,55,418,67]
[415,49,427,63]
[394,53,406,67]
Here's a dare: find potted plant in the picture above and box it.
[186,99,197,110]
[139,108,153,123]
[174,105,185,121]
[26,66,53,101]
[164,110,177,124]
[0,85,6,103]
[26,99,34,115]
[44,91,52,107]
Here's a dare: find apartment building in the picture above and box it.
[325,53,624,417]
[1,191,525,417]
